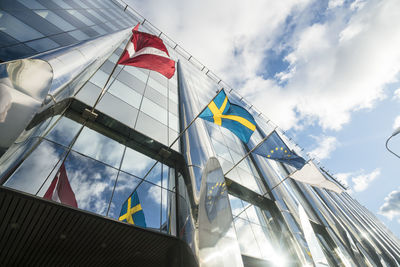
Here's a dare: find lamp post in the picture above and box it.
[386,127,400,159]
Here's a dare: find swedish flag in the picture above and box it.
[119,191,146,227]
[199,89,256,143]
[253,131,306,170]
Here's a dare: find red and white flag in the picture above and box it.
[44,163,78,208]
[118,23,176,79]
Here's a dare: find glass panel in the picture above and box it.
[0,11,44,42]
[97,93,139,127]
[72,126,124,168]
[168,112,179,132]
[107,171,141,219]
[75,81,101,105]
[44,116,82,147]
[66,10,95,26]
[161,188,175,235]
[135,180,162,231]
[34,10,75,32]
[91,25,107,35]
[145,86,167,109]
[135,111,168,145]
[108,79,142,108]
[52,0,73,9]
[89,69,109,88]
[4,140,67,195]
[140,97,168,125]
[124,66,149,84]
[17,0,46,9]
[68,30,90,41]
[147,77,167,97]
[53,151,118,215]
[121,146,156,178]
[234,218,262,258]
[25,37,59,53]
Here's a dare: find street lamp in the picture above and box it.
[386,127,400,159]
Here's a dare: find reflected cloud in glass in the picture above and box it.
[4,140,66,195]
[72,126,124,168]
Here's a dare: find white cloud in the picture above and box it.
[335,168,380,193]
[307,135,339,160]
[352,168,381,192]
[379,188,400,221]
[393,88,400,101]
[128,0,400,132]
[328,0,345,9]
[392,115,400,130]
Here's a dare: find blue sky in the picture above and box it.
[127,0,400,237]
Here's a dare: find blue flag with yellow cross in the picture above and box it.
[199,89,256,143]
[252,130,306,170]
[119,191,146,227]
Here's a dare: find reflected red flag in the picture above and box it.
[118,23,175,79]
[44,163,78,208]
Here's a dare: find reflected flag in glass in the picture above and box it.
[118,23,175,79]
[253,131,306,170]
[119,191,147,227]
[205,181,228,222]
[44,163,78,208]
[199,89,256,143]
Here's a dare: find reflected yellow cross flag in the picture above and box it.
[119,191,146,227]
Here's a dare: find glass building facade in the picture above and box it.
[1,0,400,266]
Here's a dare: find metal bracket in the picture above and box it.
[82,108,98,121]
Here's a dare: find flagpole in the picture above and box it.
[223,127,277,176]
[83,30,134,119]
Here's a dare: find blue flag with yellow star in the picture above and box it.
[119,191,146,227]
[205,181,227,222]
[199,89,256,143]
[253,131,306,170]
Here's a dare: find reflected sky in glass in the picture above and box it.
[4,140,66,195]
[72,126,124,168]
[108,171,141,219]
[121,147,156,178]
[64,151,118,215]
[45,116,82,147]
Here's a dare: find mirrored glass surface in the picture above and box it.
[4,140,67,195]
[72,126,125,168]
[44,116,83,147]
[107,171,142,219]
[58,151,118,215]
[0,11,44,42]
[121,146,157,178]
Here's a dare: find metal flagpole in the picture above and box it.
[224,126,277,177]
[82,29,134,120]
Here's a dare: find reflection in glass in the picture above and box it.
[72,127,124,168]
[135,180,162,230]
[58,151,118,215]
[108,171,141,219]
[120,147,156,178]
[45,116,82,147]
[4,140,67,195]
[234,217,262,258]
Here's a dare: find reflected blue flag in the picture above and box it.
[205,181,227,222]
[199,89,256,143]
[119,191,146,227]
[253,131,306,170]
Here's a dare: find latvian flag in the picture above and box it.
[44,163,78,208]
[118,23,176,79]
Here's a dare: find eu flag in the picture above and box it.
[253,131,306,170]
[119,191,146,227]
[205,181,227,222]
[199,89,256,143]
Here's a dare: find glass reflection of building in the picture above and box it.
[1,0,400,266]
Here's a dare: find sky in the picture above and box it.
[126,0,400,238]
